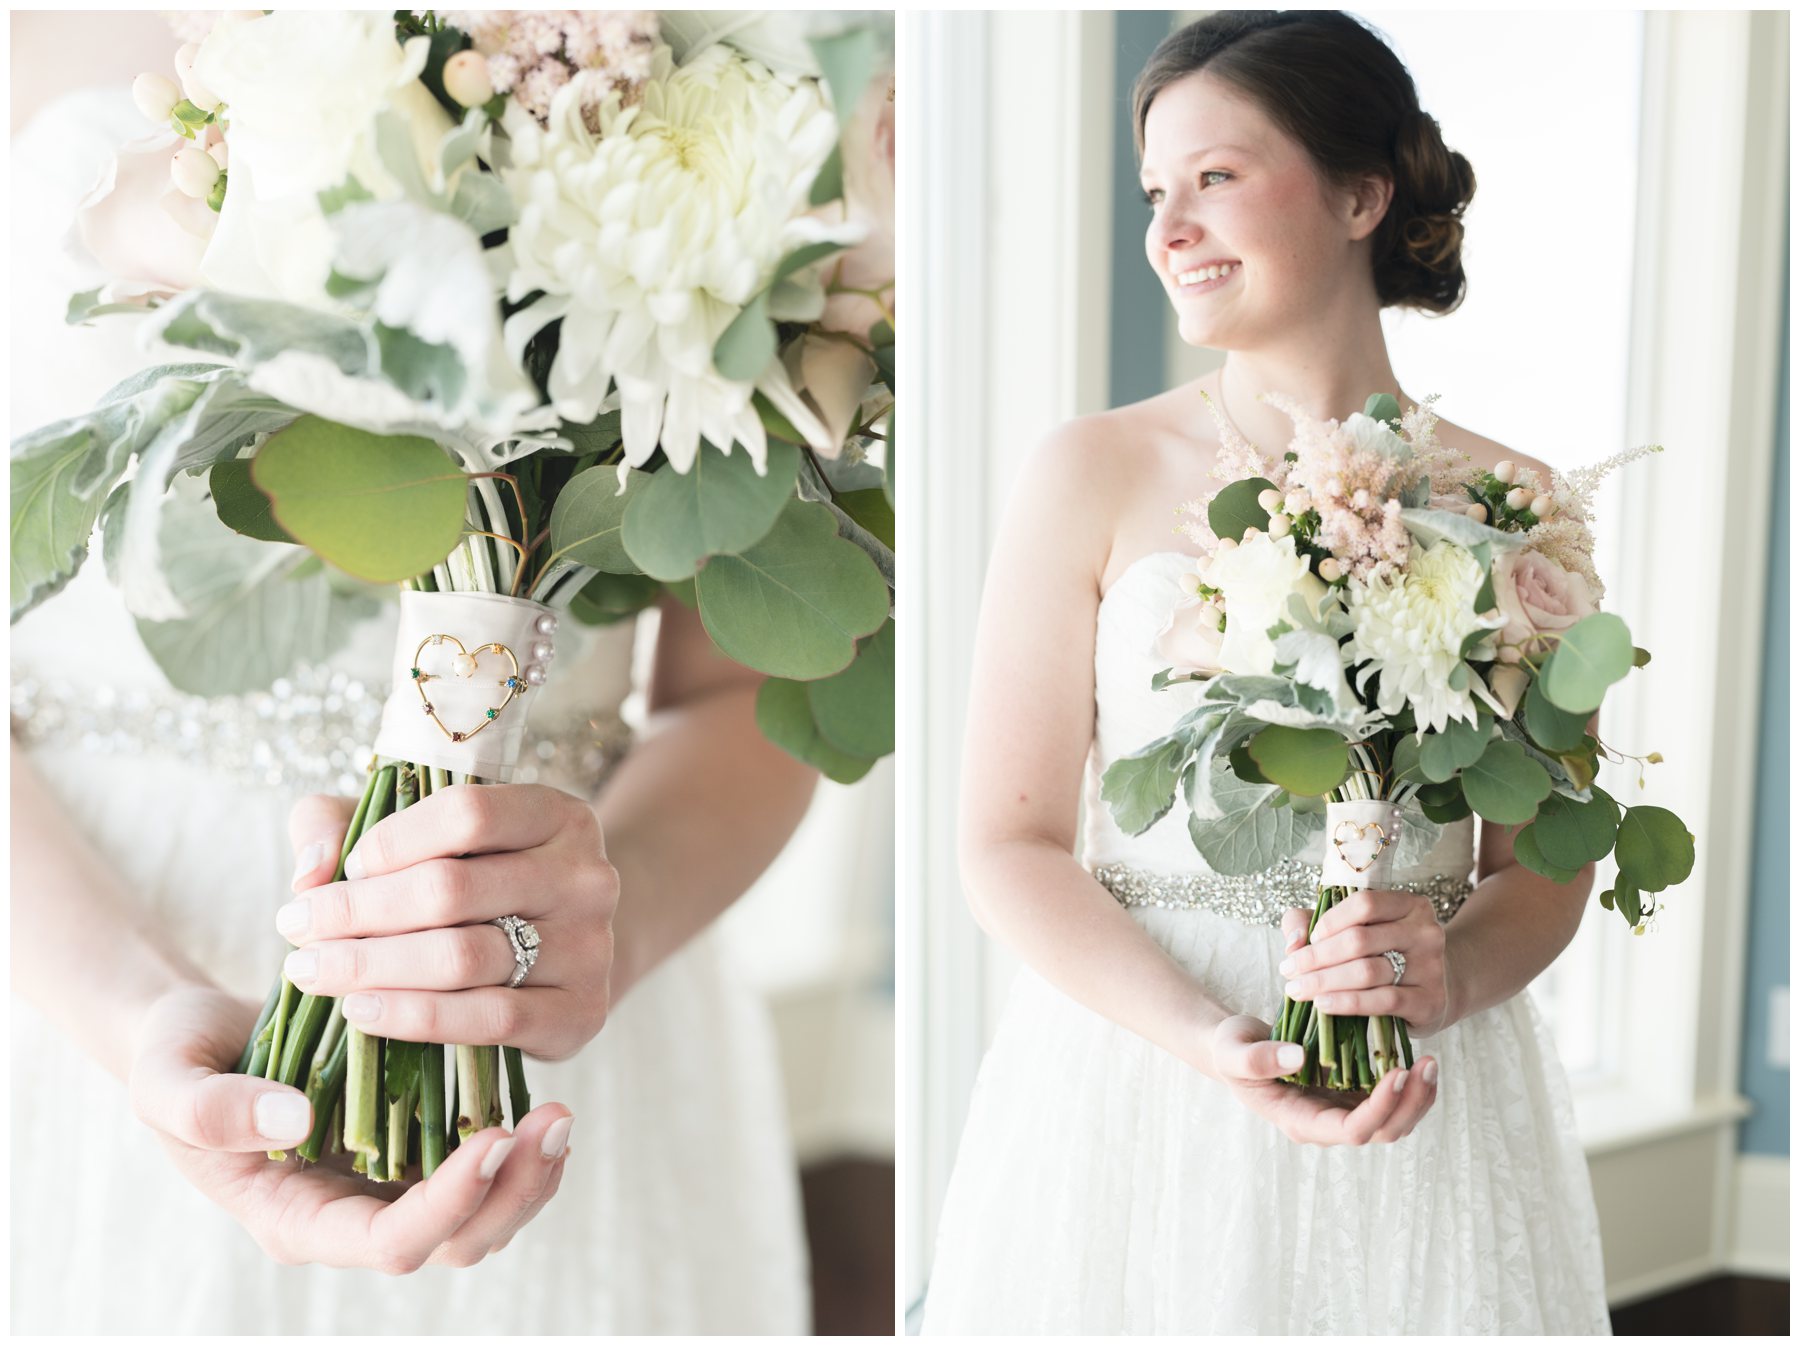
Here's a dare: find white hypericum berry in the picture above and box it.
[1493,460,1517,484]
[131,72,181,124]
[1267,513,1293,538]
[443,50,494,108]
[1257,487,1282,513]
[1318,557,1344,583]
[1465,502,1488,522]
[1284,489,1312,515]
[1531,493,1556,518]
[1241,526,1262,541]
[1214,536,1238,553]
[206,139,229,171]
[174,43,222,112]
[1178,570,1203,596]
[170,146,222,198]
[1505,487,1531,511]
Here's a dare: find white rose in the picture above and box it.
[193,11,454,305]
[1206,533,1329,677]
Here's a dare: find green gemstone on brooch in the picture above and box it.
[486,708,498,720]
[410,667,421,679]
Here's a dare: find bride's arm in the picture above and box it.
[958,428,1235,1078]
[10,735,209,1080]
[601,594,821,1003]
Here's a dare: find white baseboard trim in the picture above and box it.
[1728,1154,1790,1278]
[1605,1255,1724,1310]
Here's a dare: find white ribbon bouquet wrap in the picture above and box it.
[1319,799,1405,891]
[372,590,559,781]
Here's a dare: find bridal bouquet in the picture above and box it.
[1101,391,1694,1092]
[11,9,895,1176]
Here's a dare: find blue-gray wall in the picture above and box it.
[1109,11,1176,409]
[1737,206,1790,1157]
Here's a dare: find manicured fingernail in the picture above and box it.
[344,847,367,881]
[1278,957,1296,977]
[1423,1059,1439,1086]
[342,993,380,1022]
[284,949,318,985]
[1284,980,1303,998]
[541,1115,574,1159]
[1316,995,1339,1012]
[1390,1068,1408,1094]
[275,899,310,941]
[1277,1045,1305,1072]
[1286,929,1304,951]
[480,1137,515,1180]
[255,1091,311,1142]
[291,841,325,887]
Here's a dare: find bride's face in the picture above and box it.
[1140,71,1366,349]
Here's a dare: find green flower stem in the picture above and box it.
[276,991,333,1088]
[479,1045,503,1129]
[236,978,284,1074]
[455,1045,483,1139]
[1397,1020,1415,1069]
[421,1043,447,1177]
[1338,1038,1353,1087]
[344,1026,382,1161]
[1370,1012,1395,1080]
[444,1047,461,1154]
[262,979,299,1082]
[503,1045,530,1124]
[385,1086,417,1182]
[1319,1007,1339,1083]
[297,1025,350,1164]
[1353,1019,1373,1090]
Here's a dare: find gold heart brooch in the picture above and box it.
[411,633,525,744]
[1331,820,1390,874]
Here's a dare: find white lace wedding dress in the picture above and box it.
[10,92,807,1338]
[920,551,1611,1335]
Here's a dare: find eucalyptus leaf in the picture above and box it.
[1540,612,1633,714]
[1244,725,1350,797]
[1417,713,1492,783]
[1512,823,1584,883]
[209,459,296,544]
[252,416,468,583]
[1614,804,1696,892]
[1207,477,1275,543]
[548,467,652,575]
[1531,786,1620,869]
[621,441,799,581]
[569,571,660,626]
[693,499,889,679]
[807,618,895,759]
[1522,677,1587,751]
[756,677,877,784]
[713,292,776,383]
[1460,738,1553,825]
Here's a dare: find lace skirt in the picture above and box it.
[920,902,1611,1335]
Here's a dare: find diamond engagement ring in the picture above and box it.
[1383,949,1407,986]
[492,916,541,989]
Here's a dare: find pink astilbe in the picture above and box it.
[1265,391,1419,581]
[446,10,658,123]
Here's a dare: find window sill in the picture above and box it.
[1575,1080,1753,1158]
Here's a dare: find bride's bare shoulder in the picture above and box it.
[1027,386,1215,490]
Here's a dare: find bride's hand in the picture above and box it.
[278,785,619,1062]
[128,983,574,1271]
[1209,1013,1439,1147]
[1277,889,1453,1036]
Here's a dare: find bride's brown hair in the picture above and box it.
[1132,10,1476,316]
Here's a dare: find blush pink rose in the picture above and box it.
[1491,549,1596,653]
[819,69,893,340]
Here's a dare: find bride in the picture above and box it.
[10,16,815,1334]
[921,11,1610,1335]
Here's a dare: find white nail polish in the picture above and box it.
[255,1092,311,1141]
[290,841,325,886]
[541,1115,574,1159]
[480,1137,516,1179]
[342,993,380,1022]
[1423,1059,1439,1087]
[275,900,310,941]
[1276,1045,1305,1073]
[1390,1068,1408,1094]
[284,949,318,984]
[344,848,367,881]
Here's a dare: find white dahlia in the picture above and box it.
[501,43,861,473]
[1344,541,1506,734]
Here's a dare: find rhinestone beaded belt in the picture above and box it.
[11,666,633,800]
[1091,859,1474,929]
